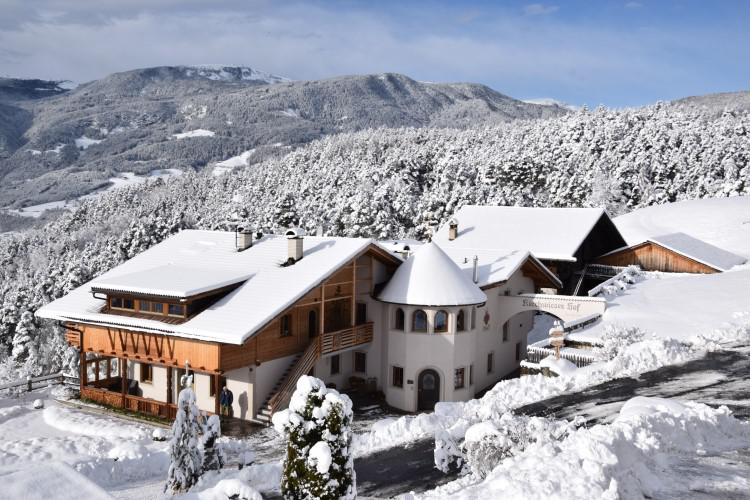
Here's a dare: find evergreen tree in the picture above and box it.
[165,387,204,494]
[201,414,225,472]
[272,376,355,500]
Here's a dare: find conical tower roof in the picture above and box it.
[378,242,487,306]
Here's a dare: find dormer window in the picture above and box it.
[110,297,134,310]
[168,304,186,317]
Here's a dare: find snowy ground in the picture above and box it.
[6,169,183,218]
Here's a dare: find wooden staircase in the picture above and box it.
[255,322,374,424]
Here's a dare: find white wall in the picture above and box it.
[225,365,254,420]
[253,354,297,417]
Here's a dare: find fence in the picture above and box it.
[0,372,79,393]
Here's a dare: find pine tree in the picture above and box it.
[11,311,37,368]
[165,387,204,494]
[272,376,355,500]
[201,414,225,472]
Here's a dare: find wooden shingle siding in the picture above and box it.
[597,242,719,274]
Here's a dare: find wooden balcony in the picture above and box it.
[320,322,373,355]
[65,330,81,348]
[80,386,177,420]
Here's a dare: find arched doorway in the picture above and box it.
[308,310,318,338]
[418,369,440,411]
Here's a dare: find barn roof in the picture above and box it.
[648,233,746,272]
[433,205,614,262]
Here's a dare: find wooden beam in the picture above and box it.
[214,373,220,416]
[166,367,173,405]
[320,282,325,335]
[351,258,356,326]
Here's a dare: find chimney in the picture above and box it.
[285,227,305,264]
[472,255,479,283]
[448,218,459,241]
[235,226,253,251]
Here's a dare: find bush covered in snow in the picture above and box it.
[272,375,355,500]
[165,387,204,494]
[596,324,647,361]
[437,414,584,479]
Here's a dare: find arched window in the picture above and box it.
[412,310,428,332]
[456,309,465,332]
[395,308,405,330]
[434,310,448,333]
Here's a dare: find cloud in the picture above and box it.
[523,3,559,16]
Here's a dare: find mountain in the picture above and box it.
[669,90,750,115]
[0,66,567,209]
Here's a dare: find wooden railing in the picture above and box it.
[320,322,373,355]
[267,322,374,416]
[267,338,320,415]
[80,386,177,420]
[0,372,79,392]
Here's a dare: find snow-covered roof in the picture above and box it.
[648,233,746,272]
[90,265,251,299]
[36,230,389,345]
[434,205,610,261]
[378,242,487,306]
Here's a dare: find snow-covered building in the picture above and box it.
[432,206,627,293]
[597,232,747,273]
[36,223,605,422]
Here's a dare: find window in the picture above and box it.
[139,363,152,383]
[138,300,151,312]
[515,342,522,361]
[152,302,164,314]
[354,351,367,373]
[487,352,494,373]
[469,364,474,386]
[395,308,405,330]
[412,310,428,332]
[331,354,340,375]
[456,309,465,332]
[280,314,292,337]
[502,321,509,342]
[454,368,465,389]
[122,298,135,310]
[356,303,367,325]
[168,303,185,317]
[392,366,404,388]
[110,297,123,309]
[471,307,476,329]
[434,310,448,333]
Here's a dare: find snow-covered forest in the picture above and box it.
[1,103,749,382]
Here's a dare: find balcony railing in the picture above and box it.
[80,386,177,420]
[320,322,373,355]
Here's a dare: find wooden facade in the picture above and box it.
[596,241,720,274]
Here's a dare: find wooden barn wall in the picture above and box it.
[596,243,718,274]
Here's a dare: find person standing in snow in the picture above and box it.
[219,385,233,417]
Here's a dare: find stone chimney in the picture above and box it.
[448,218,459,241]
[236,226,253,251]
[285,227,305,264]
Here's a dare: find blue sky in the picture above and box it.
[1,0,748,107]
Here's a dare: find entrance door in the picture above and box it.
[308,310,318,338]
[417,369,440,411]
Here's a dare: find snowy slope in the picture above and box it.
[615,196,750,258]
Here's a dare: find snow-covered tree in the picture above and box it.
[11,311,38,368]
[165,387,204,494]
[272,376,355,500]
[201,414,225,472]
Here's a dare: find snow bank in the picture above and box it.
[42,406,149,440]
[539,355,577,375]
[417,397,750,500]
[0,461,114,500]
[180,479,263,500]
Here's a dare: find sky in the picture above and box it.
[0,0,748,107]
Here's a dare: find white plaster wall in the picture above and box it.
[193,372,216,415]
[253,354,298,417]
[126,362,168,401]
[225,365,254,420]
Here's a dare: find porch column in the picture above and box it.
[79,350,87,391]
[214,373,221,415]
[120,357,127,406]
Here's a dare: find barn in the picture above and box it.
[597,232,746,273]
